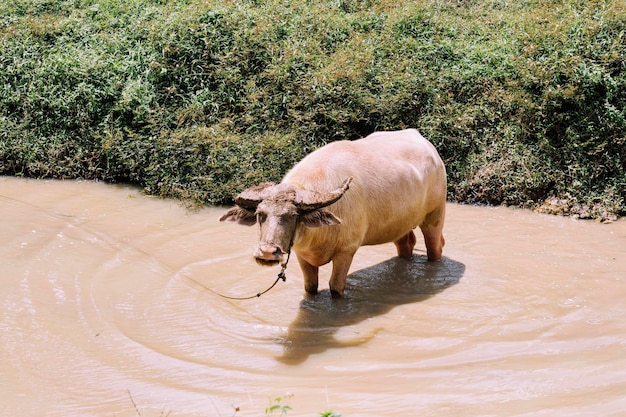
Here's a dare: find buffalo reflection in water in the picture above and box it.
[277,254,465,365]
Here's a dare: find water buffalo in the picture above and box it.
[220,129,446,297]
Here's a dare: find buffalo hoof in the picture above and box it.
[330,289,344,298]
[304,285,318,295]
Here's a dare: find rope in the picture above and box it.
[188,232,295,300]
[215,251,290,300]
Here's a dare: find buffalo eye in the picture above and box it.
[257,211,268,223]
[278,211,297,225]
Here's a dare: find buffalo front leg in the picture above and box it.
[329,252,355,298]
[297,253,319,294]
[394,230,417,258]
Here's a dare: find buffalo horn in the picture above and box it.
[234,182,276,208]
[294,177,353,211]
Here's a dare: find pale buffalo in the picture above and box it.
[220,129,446,297]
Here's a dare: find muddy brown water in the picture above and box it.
[1,176,625,417]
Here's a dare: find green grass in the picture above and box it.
[1,0,624,220]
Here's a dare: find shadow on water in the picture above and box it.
[277,255,465,365]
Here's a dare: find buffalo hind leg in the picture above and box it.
[421,228,445,261]
[297,253,319,294]
[394,230,417,258]
[420,205,446,261]
[329,252,355,298]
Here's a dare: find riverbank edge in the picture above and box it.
[1,0,624,221]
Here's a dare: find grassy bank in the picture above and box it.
[1,0,624,220]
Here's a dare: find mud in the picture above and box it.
[1,176,625,416]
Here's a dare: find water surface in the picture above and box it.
[1,177,625,416]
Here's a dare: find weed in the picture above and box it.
[265,393,293,415]
[319,411,342,417]
[0,0,624,220]
[126,390,171,417]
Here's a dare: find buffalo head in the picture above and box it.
[220,177,352,266]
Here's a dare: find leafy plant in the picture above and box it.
[1,0,624,220]
[319,411,342,417]
[265,394,293,416]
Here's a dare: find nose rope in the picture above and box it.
[188,229,296,301]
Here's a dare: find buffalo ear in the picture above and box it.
[300,209,341,228]
[219,206,257,226]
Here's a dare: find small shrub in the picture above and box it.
[0,0,624,219]
[265,394,293,416]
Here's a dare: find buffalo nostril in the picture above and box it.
[256,243,285,260]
